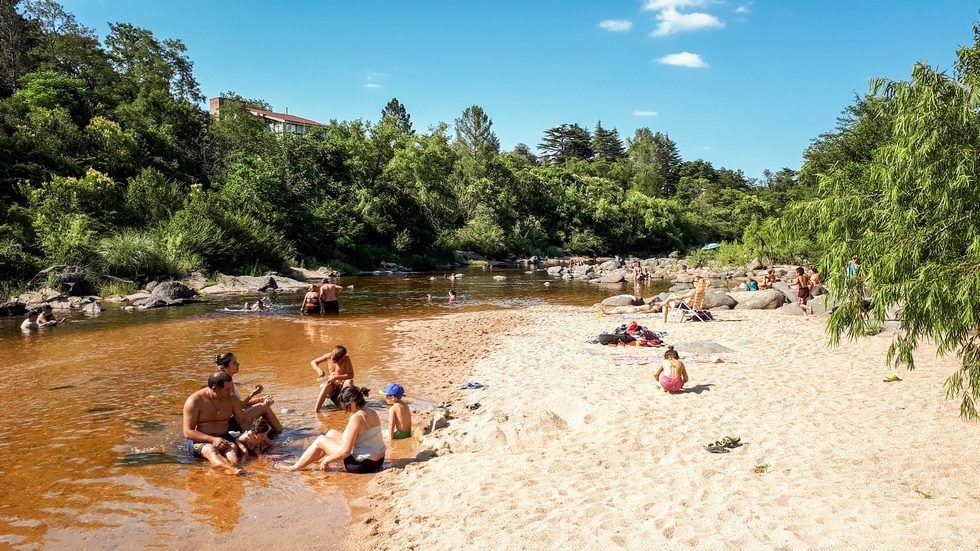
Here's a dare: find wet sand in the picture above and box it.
[348,305,980,550]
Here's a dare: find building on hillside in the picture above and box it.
[208,97,325,136]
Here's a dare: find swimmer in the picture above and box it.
[448,290,457,303]
[653,346,688,393]
[318,277,344,314]
[38,304,66,327]
[426,294,432,302]
[301,284,321,314]
[381,383,412,440]
[20,310,39,331]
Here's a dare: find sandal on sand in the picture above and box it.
[721,436,742,448]
[467,402,481,410]
[883,374,902,382]
[704,443,729,454]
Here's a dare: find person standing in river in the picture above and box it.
[182,371,250,475]
[319,277,343,314]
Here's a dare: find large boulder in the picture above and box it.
[571,265,593,278]
[0,301,27,317]
[197,274,307,295]
[28,265,97,296]
[771,281,797,303]
[598,259,621,271]
[598,272,626,284]
[546,266,564,276]
[600,294,644,307]
[701,290,738,310]
[132,281,197,309]
[674,274,695,284]
[16,288,65,307]
[746,257,763,271]
[735,289,788,310]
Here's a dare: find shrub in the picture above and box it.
[455,210,507,257]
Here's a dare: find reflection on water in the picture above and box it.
[0,268,665,547]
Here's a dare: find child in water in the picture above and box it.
[653,346,688,393]
[237,417,274,458]
[382,382,412,440]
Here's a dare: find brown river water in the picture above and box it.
[0,268,665,549]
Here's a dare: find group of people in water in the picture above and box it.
[20,303,67,331]
[182,348,413,476]
[301,277,349,315]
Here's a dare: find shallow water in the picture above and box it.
[0,268,667,548]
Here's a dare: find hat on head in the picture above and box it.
[380,382,405,399]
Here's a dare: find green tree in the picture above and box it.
[628,129,681,197]
[454,104,499,159]
[538,123,592,164]
[783,32,980,417]
[381,97,413,135]
[592,121,625,160]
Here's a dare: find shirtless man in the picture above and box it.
[318,277,343,314]
[38,304,66,327]
[311,345,355,412]
[183,371,250,474]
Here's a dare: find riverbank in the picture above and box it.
[347,305,980,550]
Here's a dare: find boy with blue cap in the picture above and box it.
[381,382,412,440]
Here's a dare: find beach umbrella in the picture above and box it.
[701,243,721,250]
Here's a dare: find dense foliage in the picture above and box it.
[0,0,806,282]
[769,25,980,417]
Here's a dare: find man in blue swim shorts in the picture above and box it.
[182,371,251,475]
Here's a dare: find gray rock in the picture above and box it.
[598,259,621,271]
[771,282,797,303]
[598,272,625,284]
[145,280,159,292]
[198,274,307,295]
[600,294,643,307]
[547,266,564,276]
[747,257,763,271]
[811,285,828,296]
[674,274,695,284]
[735,289,788,310]
[124,291,151,303]
[0,301,27,317]
[17,288,65,307]
[81,302,103,315]
[132,281,197,308]
[701,290,738,310]
[28,265,95,296]
[668,250,680,259]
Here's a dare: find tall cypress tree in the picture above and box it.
[538,123,593,164]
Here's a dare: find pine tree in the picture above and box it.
[592,121,625,160]
[381,97,413,134]
[454,105,499,158]
[538,124,592,164]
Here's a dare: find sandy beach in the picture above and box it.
[348,305,980,550]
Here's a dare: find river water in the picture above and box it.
[0,268,666,548]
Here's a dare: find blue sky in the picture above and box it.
[63,0,977,178]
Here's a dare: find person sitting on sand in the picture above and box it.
[311,345,355,412]
[653,346,688,393]
[382,382,412,440]
[182,371,250,475]
[215,353,283,435]
[301,285,321,314]
[38,304,66,327]
[793,267,814,317]
[20,310,40,331]
[236,417,274,459]
[278,386,385,473]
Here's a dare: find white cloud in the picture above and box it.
[364,83,383,89]
[656,52,709,68]
[735,5,750,14]
[598,19,633,32]
[652,7,724,36]
[642,0,708,10]
[633,110,659,117]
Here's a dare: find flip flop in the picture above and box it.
[704,443,729,454]
[467,403,481,410]
[883,374,902,382]
[721,436,742,448]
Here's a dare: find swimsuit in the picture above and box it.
[187,432,235,458]
[797,287,811,306]
[322,300,339,314]
[303,297,320,312]
[345,424,386,473]
[393,428,412,440]
[660,375,683,393]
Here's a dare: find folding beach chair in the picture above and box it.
[667,279,711,322]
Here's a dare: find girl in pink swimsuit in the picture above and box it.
[653,346,689,393]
